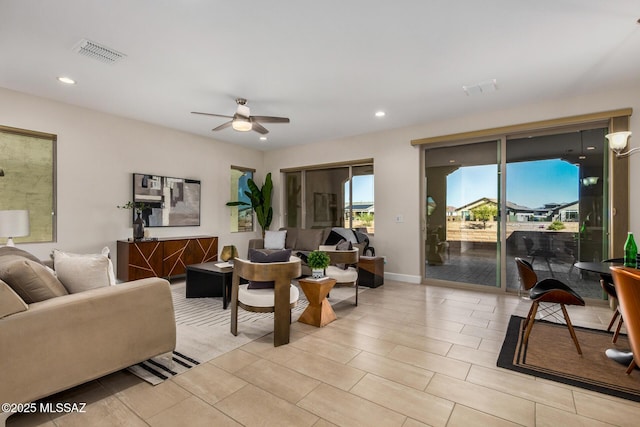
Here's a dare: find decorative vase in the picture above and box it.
[133,212,145,240]
[312,268,325,279]
[220,245,238,263]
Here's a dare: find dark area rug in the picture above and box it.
[498,315,640,402]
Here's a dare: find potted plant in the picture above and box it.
[117,201,149,240]
[226,173,273,237]
[307,250,330,279]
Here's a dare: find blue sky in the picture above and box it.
[446,159,580,208]
[350,175,374,202]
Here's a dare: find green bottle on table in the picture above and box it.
[624,232,637,268]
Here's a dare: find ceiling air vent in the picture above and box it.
[73,39,126,64]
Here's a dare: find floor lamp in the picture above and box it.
[0,210,30,246]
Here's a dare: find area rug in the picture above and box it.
[129,280,362,384]
[497,315,640,402]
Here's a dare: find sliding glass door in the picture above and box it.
[425,140,500,288]
[424,129,608,298]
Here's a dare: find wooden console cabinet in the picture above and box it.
[117,236,218,281]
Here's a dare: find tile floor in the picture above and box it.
[7,280,640,427]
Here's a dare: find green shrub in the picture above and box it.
[547,221,565,231]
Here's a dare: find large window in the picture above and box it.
[229,166,254,232]
[283,160,374,233]
[0,125,56,243]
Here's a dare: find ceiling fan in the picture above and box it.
[191,98,290,135]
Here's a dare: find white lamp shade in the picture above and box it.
[605,131,632,151]
[0,210,30,245]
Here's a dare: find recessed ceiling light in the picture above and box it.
[586,146,596,150]
[375,111,386,117]
[259,136,267,141]
[57,76,76,85]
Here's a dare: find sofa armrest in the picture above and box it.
[0,278,176,406]
[0,280,27,319]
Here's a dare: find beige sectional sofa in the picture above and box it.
[0,247,176,426]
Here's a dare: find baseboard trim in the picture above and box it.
[384,272,421,284]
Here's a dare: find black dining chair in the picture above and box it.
[515,257,585,356]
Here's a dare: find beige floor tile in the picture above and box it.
[478,337,503,353]
[401,419,430,427]
[105,374,191,419]
[446,344,499,369]
[240,335,310,363]
[147,395,240,427]
[215,384,318,426]
[209,348,261,373]
[313,419,339,427]
[172,363,246,405]
[460,324,507,341]
[348,351,434,390]
[289,334,362,363]
[351,374,453,427]
[440,298,497,313]
[426,373,535,426]
[234,358,321,403]
[377,329,452,356]
[535,403,615,427]
[327,317,387,338]
[285,352,366,391]
[447,404,522,427]
[420,325,483,348]
[388,345,470,380]
[467,365,576,412]
[574,391,640,427]
[298,383,406,427]
[54,394,148,427]
[310,326,397,356]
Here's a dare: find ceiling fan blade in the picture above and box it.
[212,121,233,131]
[251,121,269,134]
[251,116,290,124]
[191,111,234,119]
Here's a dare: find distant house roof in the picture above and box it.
[454,197,578,214]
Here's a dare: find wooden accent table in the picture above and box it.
[297,277,337,327]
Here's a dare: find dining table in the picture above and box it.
[573,260,633,366]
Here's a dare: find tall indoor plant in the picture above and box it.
[226,172,273,237]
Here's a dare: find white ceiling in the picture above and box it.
[1,1,638,150]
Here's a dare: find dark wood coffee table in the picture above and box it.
[185,262,233,309]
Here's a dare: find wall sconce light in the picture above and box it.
[0,210,30,246]
[606,131,634,157]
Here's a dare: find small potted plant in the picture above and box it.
[307,250,330,279]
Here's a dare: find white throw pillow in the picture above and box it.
[53,247,116,293]
[264,230,287,250]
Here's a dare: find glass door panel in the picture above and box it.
[425,140,500,288]
[505,129,608,299]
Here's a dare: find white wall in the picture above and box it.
[265,85,640,283]
[0,87,263,266]
[3,84,639,283]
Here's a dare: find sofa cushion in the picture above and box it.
[247,249,292,289]
[0,279,28,318]
[296,228,325,251]
[281,227,298,250]
[53,247,116,293]
[264,230,287,250]
[0,259,68,303]
[0,246,43,263]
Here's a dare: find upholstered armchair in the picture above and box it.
[230,256,302,347]
[325,248,359,306]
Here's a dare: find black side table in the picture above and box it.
[185,262,233,309]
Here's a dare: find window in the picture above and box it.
[283,160,374,233]
[0,125,56,243]
[229,166,255,232]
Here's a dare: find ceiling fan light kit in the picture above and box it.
[192,98,290,136]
